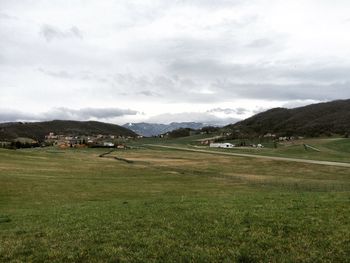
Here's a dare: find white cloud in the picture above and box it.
[0,0,349,124]
[207,107,248,115]
[0,107,138,123]
[40,24,83,42]
[146,111,239,125]
[282,99,322,109]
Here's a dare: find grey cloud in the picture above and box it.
[38,68,105,82]
[44,107,138,120]
[70,26,82,38]
[175,0,245,9]
[168,59,271,80]
[108,69,350,104]
[121,34,240,66]
[0,12,18,20]
[236,107,248,115]
[0,110,36,122]
[40,24,83,42]
[246,38,273,48]
[223,15,259,27]
[286,65,350,83]
[158,58,350,102]
[169,56,350,88]
[138,90,161,97]
[38,68,76,79]
[0,107,138,122]
[102,66,350,104]
[170,37,238,58]
[1,0,350,124]
[114,73,151,87]
[112,73,177,96]
[111,72,211,102]
[211,81,350,101]
[169,59,231,77]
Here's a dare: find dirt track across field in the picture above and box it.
[145,144,350,168]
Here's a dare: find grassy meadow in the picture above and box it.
[217,137,350,163]
[0,146,350,262]
[140,136,350,163]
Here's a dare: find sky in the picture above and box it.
[1,0,350,125]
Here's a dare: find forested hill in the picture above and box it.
[225,99,350,137]
[0,120,137,141]
[123,122,207,137]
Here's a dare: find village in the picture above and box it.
[44,132,140,149]
[196,133,302,149]
[209,142,264,148]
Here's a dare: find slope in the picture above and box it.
[0,120,137,141]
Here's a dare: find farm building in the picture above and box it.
[0,141,11,148]
[103,142,115,147]
[210,143,235,148]
[117,144,126,149]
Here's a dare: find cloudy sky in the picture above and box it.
[1,0,350,125]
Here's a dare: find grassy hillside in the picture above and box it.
[135,135,350,163]
[226,99,350,137]
[0,147,349,262]
[201,138,350,163]
[0,120,137,141]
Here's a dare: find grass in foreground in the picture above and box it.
[0,147,349,262]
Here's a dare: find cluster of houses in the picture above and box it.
[209,142,264,148]
[264,133,305,141]
[45,132,132,149]
[0,141,11,148]
[197,137,264,149]
[209,143,235,148]
[197,132,303,149]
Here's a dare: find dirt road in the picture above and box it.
[145,144,350,168]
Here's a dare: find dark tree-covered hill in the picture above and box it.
[0,120,137,141]
[225,99,350,137]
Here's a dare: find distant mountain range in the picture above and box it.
[0,120,137,141]
[122,122,210,137]
[1,99,348,142]
[225,99,350,137]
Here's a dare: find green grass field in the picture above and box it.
[140,136,350,163]
[1,147,349,262]
[221,138,350,163]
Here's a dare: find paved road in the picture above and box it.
[145,144,350,168]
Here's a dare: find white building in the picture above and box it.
[210,143,235,148]
[103,142,115,147]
